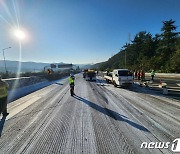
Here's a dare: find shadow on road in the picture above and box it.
[74,95,149,132]
[0,116,6,137]
[96,79,107,84]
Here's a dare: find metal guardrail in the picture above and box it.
[145,73,180,78]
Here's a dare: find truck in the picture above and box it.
[85,70,96,81]
[83,69,88,78]
[104,69,133,87]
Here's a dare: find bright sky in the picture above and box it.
[0,0,180,64]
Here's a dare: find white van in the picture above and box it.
[112,69,133,87]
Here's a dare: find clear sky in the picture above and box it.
[0,0,180,64]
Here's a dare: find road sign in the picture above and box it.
[58,64,72,68]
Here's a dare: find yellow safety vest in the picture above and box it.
[0,81,9,98]
[151,71,155,76]
[68,77,74,84]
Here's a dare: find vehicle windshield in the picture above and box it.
[118,71,132,76]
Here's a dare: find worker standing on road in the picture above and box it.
[140,70,145,81]
[137,70,141,80]
[151,70,155,81]
[134,70,137,79]
[0,75,9,116]
[68,74,75,96]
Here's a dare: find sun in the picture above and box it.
[14,29,26,40]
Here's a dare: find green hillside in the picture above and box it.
[97,19,180,73]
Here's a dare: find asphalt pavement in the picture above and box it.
[0,74,180,154]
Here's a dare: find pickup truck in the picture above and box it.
[104,69,133,87]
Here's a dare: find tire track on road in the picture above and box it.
[0,84,69,153]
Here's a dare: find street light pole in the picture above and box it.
[2,47,11,75]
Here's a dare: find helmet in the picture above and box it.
[70,74,74,77]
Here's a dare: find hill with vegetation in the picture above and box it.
[97,19,180,73]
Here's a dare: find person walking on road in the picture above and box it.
[0,75,9,117]
[68,74,75,96]
[151,70,155,81]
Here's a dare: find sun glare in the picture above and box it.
[14,29,26,40]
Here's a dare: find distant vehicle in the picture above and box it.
[83,69,88,78]
[85,70,96,81]
[104,69,133,87]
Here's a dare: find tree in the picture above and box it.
[169,37,180,72]
[161,19,179,45]
[95,19,180,72]
[160,19,179,57]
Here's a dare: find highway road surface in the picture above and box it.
[0,74,180,154]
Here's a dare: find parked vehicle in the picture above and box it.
[104,69,133,87]
[83,69,88,78]
[85,70,96,81]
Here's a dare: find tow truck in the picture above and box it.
[104,69,133,87]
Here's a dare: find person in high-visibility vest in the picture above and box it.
[68,74,75,96]
[0,75,9,116]
[151,70,155,81]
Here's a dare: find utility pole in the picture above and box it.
[128,33,131,44]
[125,33,131,69]
[2,47,11,75]
[125,47,126,69]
